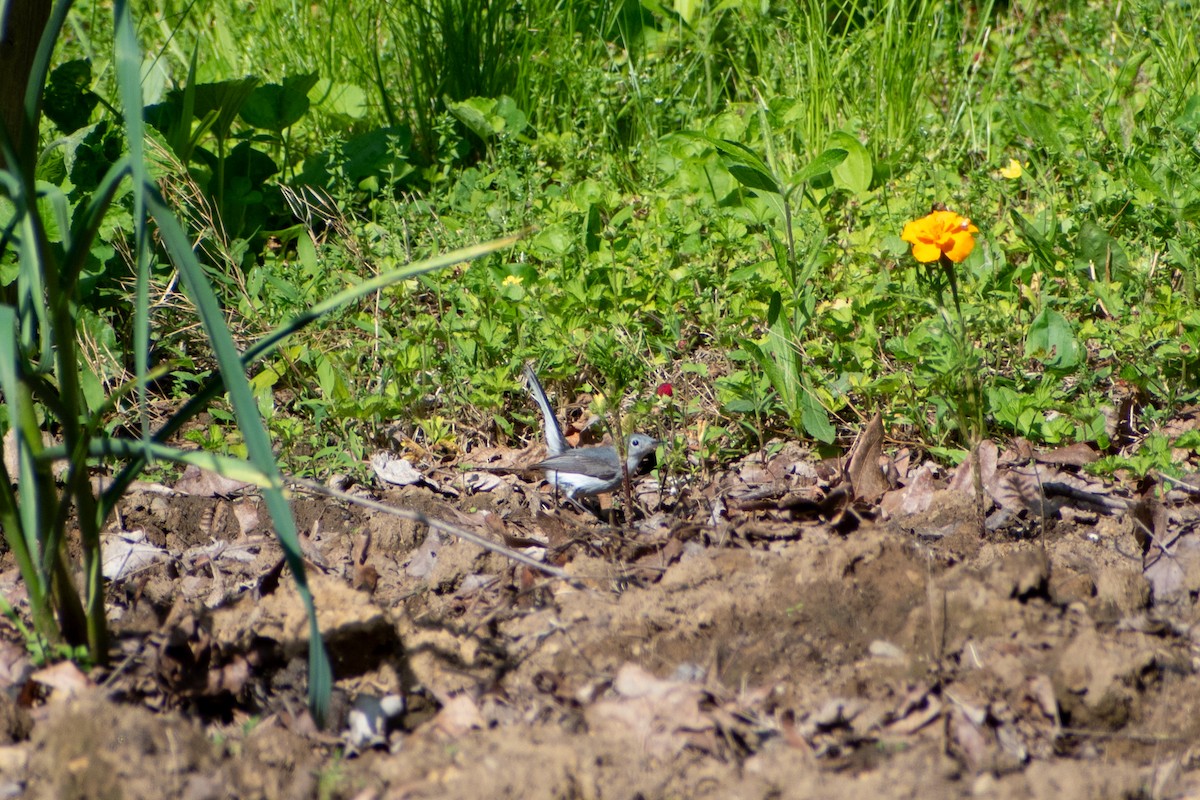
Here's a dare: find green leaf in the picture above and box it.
[239,73,319,131]
[675,132,780,194]
[145,77,260,142]
[531,224,573,258]
[297,233,318,275]
[1172,94,1200,135]
[44,58,100,133]
[826,132,871,194]
[1073,221,1130,281]
[1025,308,1080,370]
[446,96,527,142]
[315,81,368,119]
[765,291,800,410]
[493,95,528,137]
[745,290,833,443]
[790,147,848,185]
[800,387,836,444]
[1010,210,1057,270]
[1010,100,1066,154]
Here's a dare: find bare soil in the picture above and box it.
[3,437,1200,799]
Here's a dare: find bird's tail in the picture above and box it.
[522,363,570,456]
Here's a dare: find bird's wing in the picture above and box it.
[532,450,621,480]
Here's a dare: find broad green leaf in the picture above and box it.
[1025,307,1080,370]
[531,224,573,258]
[1073,221,1129,281]
[790,148,848,185]
[447,97,500,142]
[800,388,836,444]
[43,58,100,133]
[240,73,319,131]
[144,77,260,142]
[826,132,871,194]
[314,81,368,119]
[492,95,528,137]
[675,132,780,194]
[297,233,318,275]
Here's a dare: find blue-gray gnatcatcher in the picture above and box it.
[522,363,658,512]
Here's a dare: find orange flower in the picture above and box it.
[901,210,979,263]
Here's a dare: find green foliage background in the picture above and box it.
[34,0,1200,472]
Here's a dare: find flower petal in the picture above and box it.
[911,242,943,262]
[900,220,926,245]
[943,232,976,263]
[998,159,1024,179]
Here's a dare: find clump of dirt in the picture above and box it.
[4,436,1200,799]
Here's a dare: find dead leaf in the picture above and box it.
[847,412,888,503]
[462,472,505,493]
[101,530,168,581]
[949,704,992,770]
[428,693,484,739]
[405,531,448,579]
[947,440,999,498]
[233,500,264,536]
[370,453,430,487]
[1144,526,1200,600]
[879,464,936,517]
[0,640,31,695]
[30,661,91,703]
[586,663,713,759]
[174,464,252,496]
[1037,442,1099,466]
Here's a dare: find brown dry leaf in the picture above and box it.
[353,563,380,593]
[989,465,1058,516]
[586,663,713,759]
[0,640,31,695]
[30,661,91,703]
[174,464,253,496]
[721,447,804,502]
[778,709,813,751]
[885,688,942,736]
[879,464,937,517]
[428,693,485,739]
[206,654,251,696]
[1158,406,1200,440]
[101,529,168,581]
[233,500,264,536]
[1036,442,1099,467]
[1144,523,1200,600]
[462,472,505,493]
[405,530,448,579]
[779,485,872,536]
[1026,674,1059,724]
[947,440,999,498]
[465,442,532,470]
[370,453,430,488]
[847,411,888,503]
[947,703,992,771]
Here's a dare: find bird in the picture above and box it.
[522,363,658,513]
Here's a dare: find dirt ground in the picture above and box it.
[3,432,1200,799]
